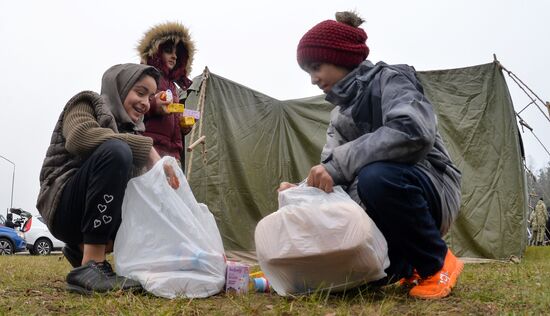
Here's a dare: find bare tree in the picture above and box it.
[534,162,550,201]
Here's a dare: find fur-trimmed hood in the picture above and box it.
[137,22,195,80]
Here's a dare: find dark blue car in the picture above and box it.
[0,225,27,255]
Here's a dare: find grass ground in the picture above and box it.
[1,247,549,315]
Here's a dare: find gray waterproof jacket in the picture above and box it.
[321,60,461,236]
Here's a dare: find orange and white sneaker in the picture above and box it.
[409,250,464,299]
[398,269,421,287]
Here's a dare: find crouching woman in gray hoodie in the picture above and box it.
[37,63,175,295]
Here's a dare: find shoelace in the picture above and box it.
[94,261,116,277]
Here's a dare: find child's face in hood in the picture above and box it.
[123,75,156,123]
[162,45,177,70]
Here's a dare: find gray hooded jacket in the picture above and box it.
[321,60,461,235]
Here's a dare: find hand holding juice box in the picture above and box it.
[160,89,185,113]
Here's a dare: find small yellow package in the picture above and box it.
[166,103,185,113]
[180,116,196,128]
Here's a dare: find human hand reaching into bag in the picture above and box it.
[163,162,180,190]
[147,147,179,190]
[307,164,334,193]
[277,182,297,192]
[147,147,161,170]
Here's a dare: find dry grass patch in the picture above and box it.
[1,247,549,315]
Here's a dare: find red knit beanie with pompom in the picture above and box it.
[297,11,369,70]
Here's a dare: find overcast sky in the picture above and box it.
[1,0,549,216]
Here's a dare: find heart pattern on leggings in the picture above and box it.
[103,195,114,204]
[92,192,114,229]
[97,204,107,213]
[102,215,112,224]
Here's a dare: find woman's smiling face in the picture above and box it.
[123,75,157,123]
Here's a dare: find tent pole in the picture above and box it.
[498,58,550,123]
[186,67,210,179]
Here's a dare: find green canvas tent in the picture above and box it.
[184,61,528,262]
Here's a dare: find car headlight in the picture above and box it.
[17,231,25,239]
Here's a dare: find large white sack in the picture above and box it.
[114,156,226,299]
[255,185,389,295]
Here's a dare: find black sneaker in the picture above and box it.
[66,260,142,295]
[62,244,83,268]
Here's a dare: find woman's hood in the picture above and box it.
[100,63,159,133]
[137,22,195,78]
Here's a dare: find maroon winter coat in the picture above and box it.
[137,22,195,162]
[143,76,183,159]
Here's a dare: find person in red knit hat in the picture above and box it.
[279,11,464,299]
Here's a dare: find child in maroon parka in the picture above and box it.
[137,22,196,166]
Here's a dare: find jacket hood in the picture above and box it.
[100,63,160,133]
[137,22,195,85]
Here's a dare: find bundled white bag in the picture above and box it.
[114,156,226,298]
[255,185,389,296]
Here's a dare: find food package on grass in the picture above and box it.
[225,261,249,294]
[225,263,272,294]
[255,185,389,296]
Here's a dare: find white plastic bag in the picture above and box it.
[114,156,226,298]
[255,185,389,296]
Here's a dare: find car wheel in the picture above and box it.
[0,238,14,255]
[33,238,53,255]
